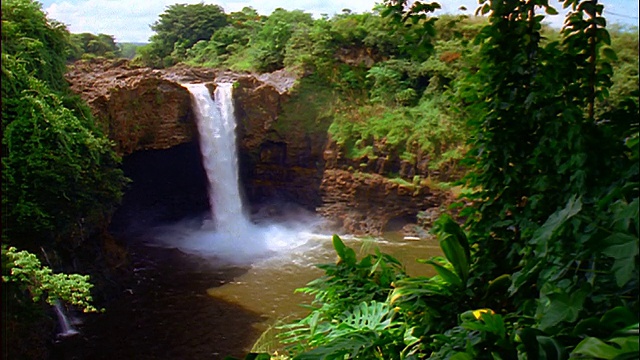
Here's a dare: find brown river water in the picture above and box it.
[54,228,440,360]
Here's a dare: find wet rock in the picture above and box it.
[316,169,449,236]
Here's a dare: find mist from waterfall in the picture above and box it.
[151,83,327,265]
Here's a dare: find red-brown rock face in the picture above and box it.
[317,169,447,235]
[66,59,218,156]
[66,59,448,236]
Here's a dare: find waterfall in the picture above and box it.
[184,83,252,235]
[53,300,79,338]
[151,82,324,264]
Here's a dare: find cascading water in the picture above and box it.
[53,300,79,338]
[152,82,325,264]
[185,83,252,235]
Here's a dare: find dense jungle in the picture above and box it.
[2,0,638,359]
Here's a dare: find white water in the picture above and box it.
[53,300,79,338]
[152,83,329,264]
[187,83,252,234]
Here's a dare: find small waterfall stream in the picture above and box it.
[53,300,79,338]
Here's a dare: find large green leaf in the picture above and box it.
[571,336,640,359]
[439,235,470,284]
[423,259,463,288]
[538,286,589,331]
[340,301,393,332]
[432,215,470,284]
[602,234,639,287]
[530,195,582,255]
[536,335,567,360]
[332,234,356,266]
[517,328,568,360]
[433,214,471,265]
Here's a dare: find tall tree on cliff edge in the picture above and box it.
[142,3,228,67]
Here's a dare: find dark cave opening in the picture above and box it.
[383,213,419,233]
[109,141,210,235]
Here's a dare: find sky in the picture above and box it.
[38,0,639,43]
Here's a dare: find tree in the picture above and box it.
[1,0,69,91]
[2,0,126,249]
[2,1,127,356]
[249,8,314,72]
[68,32,120,61]
[148,3,228,66]
[118,42,144,59]
[280,0,638,358]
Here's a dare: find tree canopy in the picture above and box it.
[2,0,126,263]
[67,32,120,61]
[143,3,228,67]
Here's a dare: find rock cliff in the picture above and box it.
[233,76,327,209]
[66,59,206,155]
[67,59,447,236]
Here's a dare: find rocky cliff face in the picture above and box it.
[66,59,208,155]
[67,59,447,236]
[233,76,327,209]
[318,135,450,235]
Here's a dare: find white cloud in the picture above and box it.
[44,0,382,42]
[42,0,638,43]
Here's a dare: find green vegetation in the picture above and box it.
[2,246,99,312]
[136,3,228,68]
[67,32,120,61]
[2,0,126,342]
[117,42,146,59]
[2,0,638,358]
[137,4,482,182]
[205,0,637,359]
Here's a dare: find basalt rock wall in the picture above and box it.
[67,59,447,237]
[66,60,325,216]
[233,76,327,210]
[66,59,208,156]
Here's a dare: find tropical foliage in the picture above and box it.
[67,32,120,61]
[2,0,638,358]
[136,3,635,186]
[254,0,638,359]
[2,0,125,332]
[136,3,228,67]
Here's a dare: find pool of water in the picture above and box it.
[58,223,440,360]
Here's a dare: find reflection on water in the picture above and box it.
[205,232,441,342]
[64,229,440,360]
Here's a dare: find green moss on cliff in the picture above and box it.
[275,78,337,135]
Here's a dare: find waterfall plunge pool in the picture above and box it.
[56,83,441,359]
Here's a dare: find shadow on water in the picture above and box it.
[55,241,265,360]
